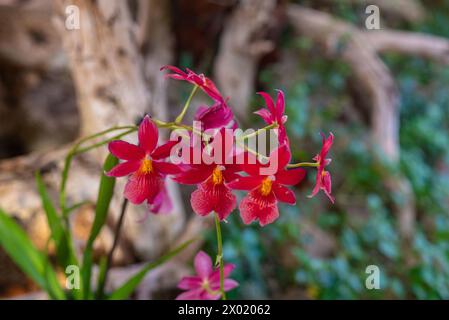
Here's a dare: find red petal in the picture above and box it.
[213,188,237,220]
[308,169,323,199]
[153,161,182,175]
[138,116,158,154]
[190,181,236,220]
[275,168,306,186]
[194,251,213,278]
[174,166,213,185]
[195,103,235,131]
[108,140,144,161]
[148,184,172,213]
[238,152,264,177]
[222,169,240,183]
[275,89,285,116]
[211,279,239,291]
[106,161,140,177]
[274,144,291,169]
[175,288,203,300]
[209,263,235,282]
[272,184,296,205]
[124,172,161,205]
[239,190,279,226]
[322,171,335,203]
[257,91,276,114]
[160,65,188,78]
[227,176,262,191]
[222,279,239,291]
[319,132,334,158]
[190,188,214,216]
[254,108,273,124]
[178,276,202,290]
[151,139,180,160]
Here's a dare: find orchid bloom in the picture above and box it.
[176,251,238,300]
[254,90,288,144]
[194,102,237,130]
[161,65,224,103]
[309,132,334,203]
[174,129,239,220]
[228,145,306,226]
[107,116,180,213]
[161,65,236,130]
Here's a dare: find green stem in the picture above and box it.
[74,128,136,155]
[235,139,269,162]
[214,213,226,300]
[97,198,128,299]
[59,126,137,214]
[175,85,198,124]
[287,162,319,168]
[237,123,279,141]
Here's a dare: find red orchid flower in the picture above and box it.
[174,129,239,220]
[194,102,237,130]
[106,116,181,213]
[254,90,288,144]
[161,65,236,130]
[309,132,334,203]
[228,145,306,226]
[176,251,238,300]
[161,65,224,103]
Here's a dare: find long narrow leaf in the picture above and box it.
[82,154,118,299]
[35,172,78,267]
[109,239,195,300]
[0,209,65,299]
[95,256,108,299]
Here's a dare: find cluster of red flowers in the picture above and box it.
[106,66,334,300]
[107,65,334,226]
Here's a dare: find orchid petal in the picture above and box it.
[138,116,158,154]
[275,168,306,186]
[177,276,202,290]
[194,251,213,278]
[108,140,144,161]
[106,161,140,177]
[272,184,296,205]
[257,91,276,114]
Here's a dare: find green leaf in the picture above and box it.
[35,172,78,268]
[82,154,118,299]
[0,209,65,299]
[109,239,196,300]
[95,256,108,299]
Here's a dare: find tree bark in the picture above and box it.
[214,0,276,122]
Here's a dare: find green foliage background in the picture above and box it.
[203,2,449,299]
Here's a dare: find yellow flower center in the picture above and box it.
[140,158,153,174]
[201,278,221,296]
[260,177,273,196]
[211,166,224,185]
[201,279,210,290]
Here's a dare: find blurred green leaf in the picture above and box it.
[35,172,78,268]
[0,209,65,299]
[82,154,118,299]
[109,239,196,300]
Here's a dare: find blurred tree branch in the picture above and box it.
[324,0,426,23]
[214,0,276,121]
[0,0,204,297]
